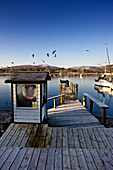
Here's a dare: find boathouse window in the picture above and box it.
[16,84,37,108]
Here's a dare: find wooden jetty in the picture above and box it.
[0,79,113,169]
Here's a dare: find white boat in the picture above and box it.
[95,44,113,89]
[80,74,84,78]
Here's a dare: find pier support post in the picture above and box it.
[60,96,63,105]
[76,84,78,99]
[60,81,62,94]
[54,98,56,108]
[102,108,106,125]
[73,85,75,94]
[89,99,93,113]
[83,96,86,107]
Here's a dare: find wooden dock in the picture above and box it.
[0,81,113,169]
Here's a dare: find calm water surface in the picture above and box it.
[0,76,113,117]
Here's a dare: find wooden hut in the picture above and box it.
[5,71,51,123]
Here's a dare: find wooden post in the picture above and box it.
[54,98,56,108]
[63,95,65,104]
[60,96,63,105]
[102,108,106,125]
[89,99,93,113]
[73,85,75,94]
[71,83,73,93]
[83,95,86,107]
[76,84,78,99]
[60,81,62,94]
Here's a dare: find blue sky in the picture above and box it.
[0,0,113,68]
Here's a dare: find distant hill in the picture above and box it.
[71,66,97,70]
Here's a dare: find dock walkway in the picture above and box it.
[48,100,103,127]
[0,86,113,169]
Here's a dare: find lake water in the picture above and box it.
[0,76,113,117]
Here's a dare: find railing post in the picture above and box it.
[60,96,63,105]
[76,83,78,99]
[83,95,86,107]
[89,99,93,113]
[102,108,106,125]
[72,83,73,93]
[73,84,75,94]
[54,98,56,108]
[60,81,62,94]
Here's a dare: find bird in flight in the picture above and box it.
[86,50,89,52]
[11,62,14,64]
[52,50,56,55]
[46,53,49,57]
[32,54,35,58]
[33,62,35,64]
[41,59,45,63]
[54,54,56,58]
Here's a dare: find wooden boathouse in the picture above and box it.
[0,78,113,169]
[5,71,51,123]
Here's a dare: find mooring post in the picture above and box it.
[102,108,106,125]
[73,84,75,94]
[83,95,86,107]
[76,83,78,99]
[54,98,56,108]
[89,99,93,113]
[71,83,73,93]
[60,81,62,94]
[60,96,63,105]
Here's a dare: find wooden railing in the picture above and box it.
[47,94,65,109]
[83,93,109,125]
[69,81,78,99]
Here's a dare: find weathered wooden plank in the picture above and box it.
[97,128,112,149]
[90,149,105,170]
[82,128,93,149]
[28,148,41,170]
[45,128,53,148]
[68,128,75,148]
[0,147,6,157]
[10,147,27,170]
[83,149,97,170]
[46,148,55,170]
[13,124,28,147]
[37,148,47,170]
[1,124,19,147]
[0,147,13,169]
[1,147,20,170]
[7,124,24,147]
[76,149,88,170]
[26,124,38,147]
[19,148,34,170]
[0,123,15,146]
[77,129,87,149]
[97,149,113,170]
[63,149,71,170]
[88,128,99,149]
[102,128,113,149]
[62,128,68,148]
[72,128,80,148]
[56,128,63,148]
[51,128,57,148]
[55,148,62,170]
[69,148,79,170]
[92,128,105,149]
[20,124,33,147]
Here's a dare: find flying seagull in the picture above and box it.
[46,53,49,57]
[86,50,89,52]
[11,62,14,64]
[52,50,56,54]
[41,59,45,63]
[32,54,35,58]
[33,62,35,64]
[54,54,56,58]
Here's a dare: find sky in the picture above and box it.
[0,0,113,68]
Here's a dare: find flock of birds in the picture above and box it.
[11,49,89,65]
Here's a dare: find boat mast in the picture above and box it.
[105,43,107,74]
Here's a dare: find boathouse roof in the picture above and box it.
[5,71,51,83]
